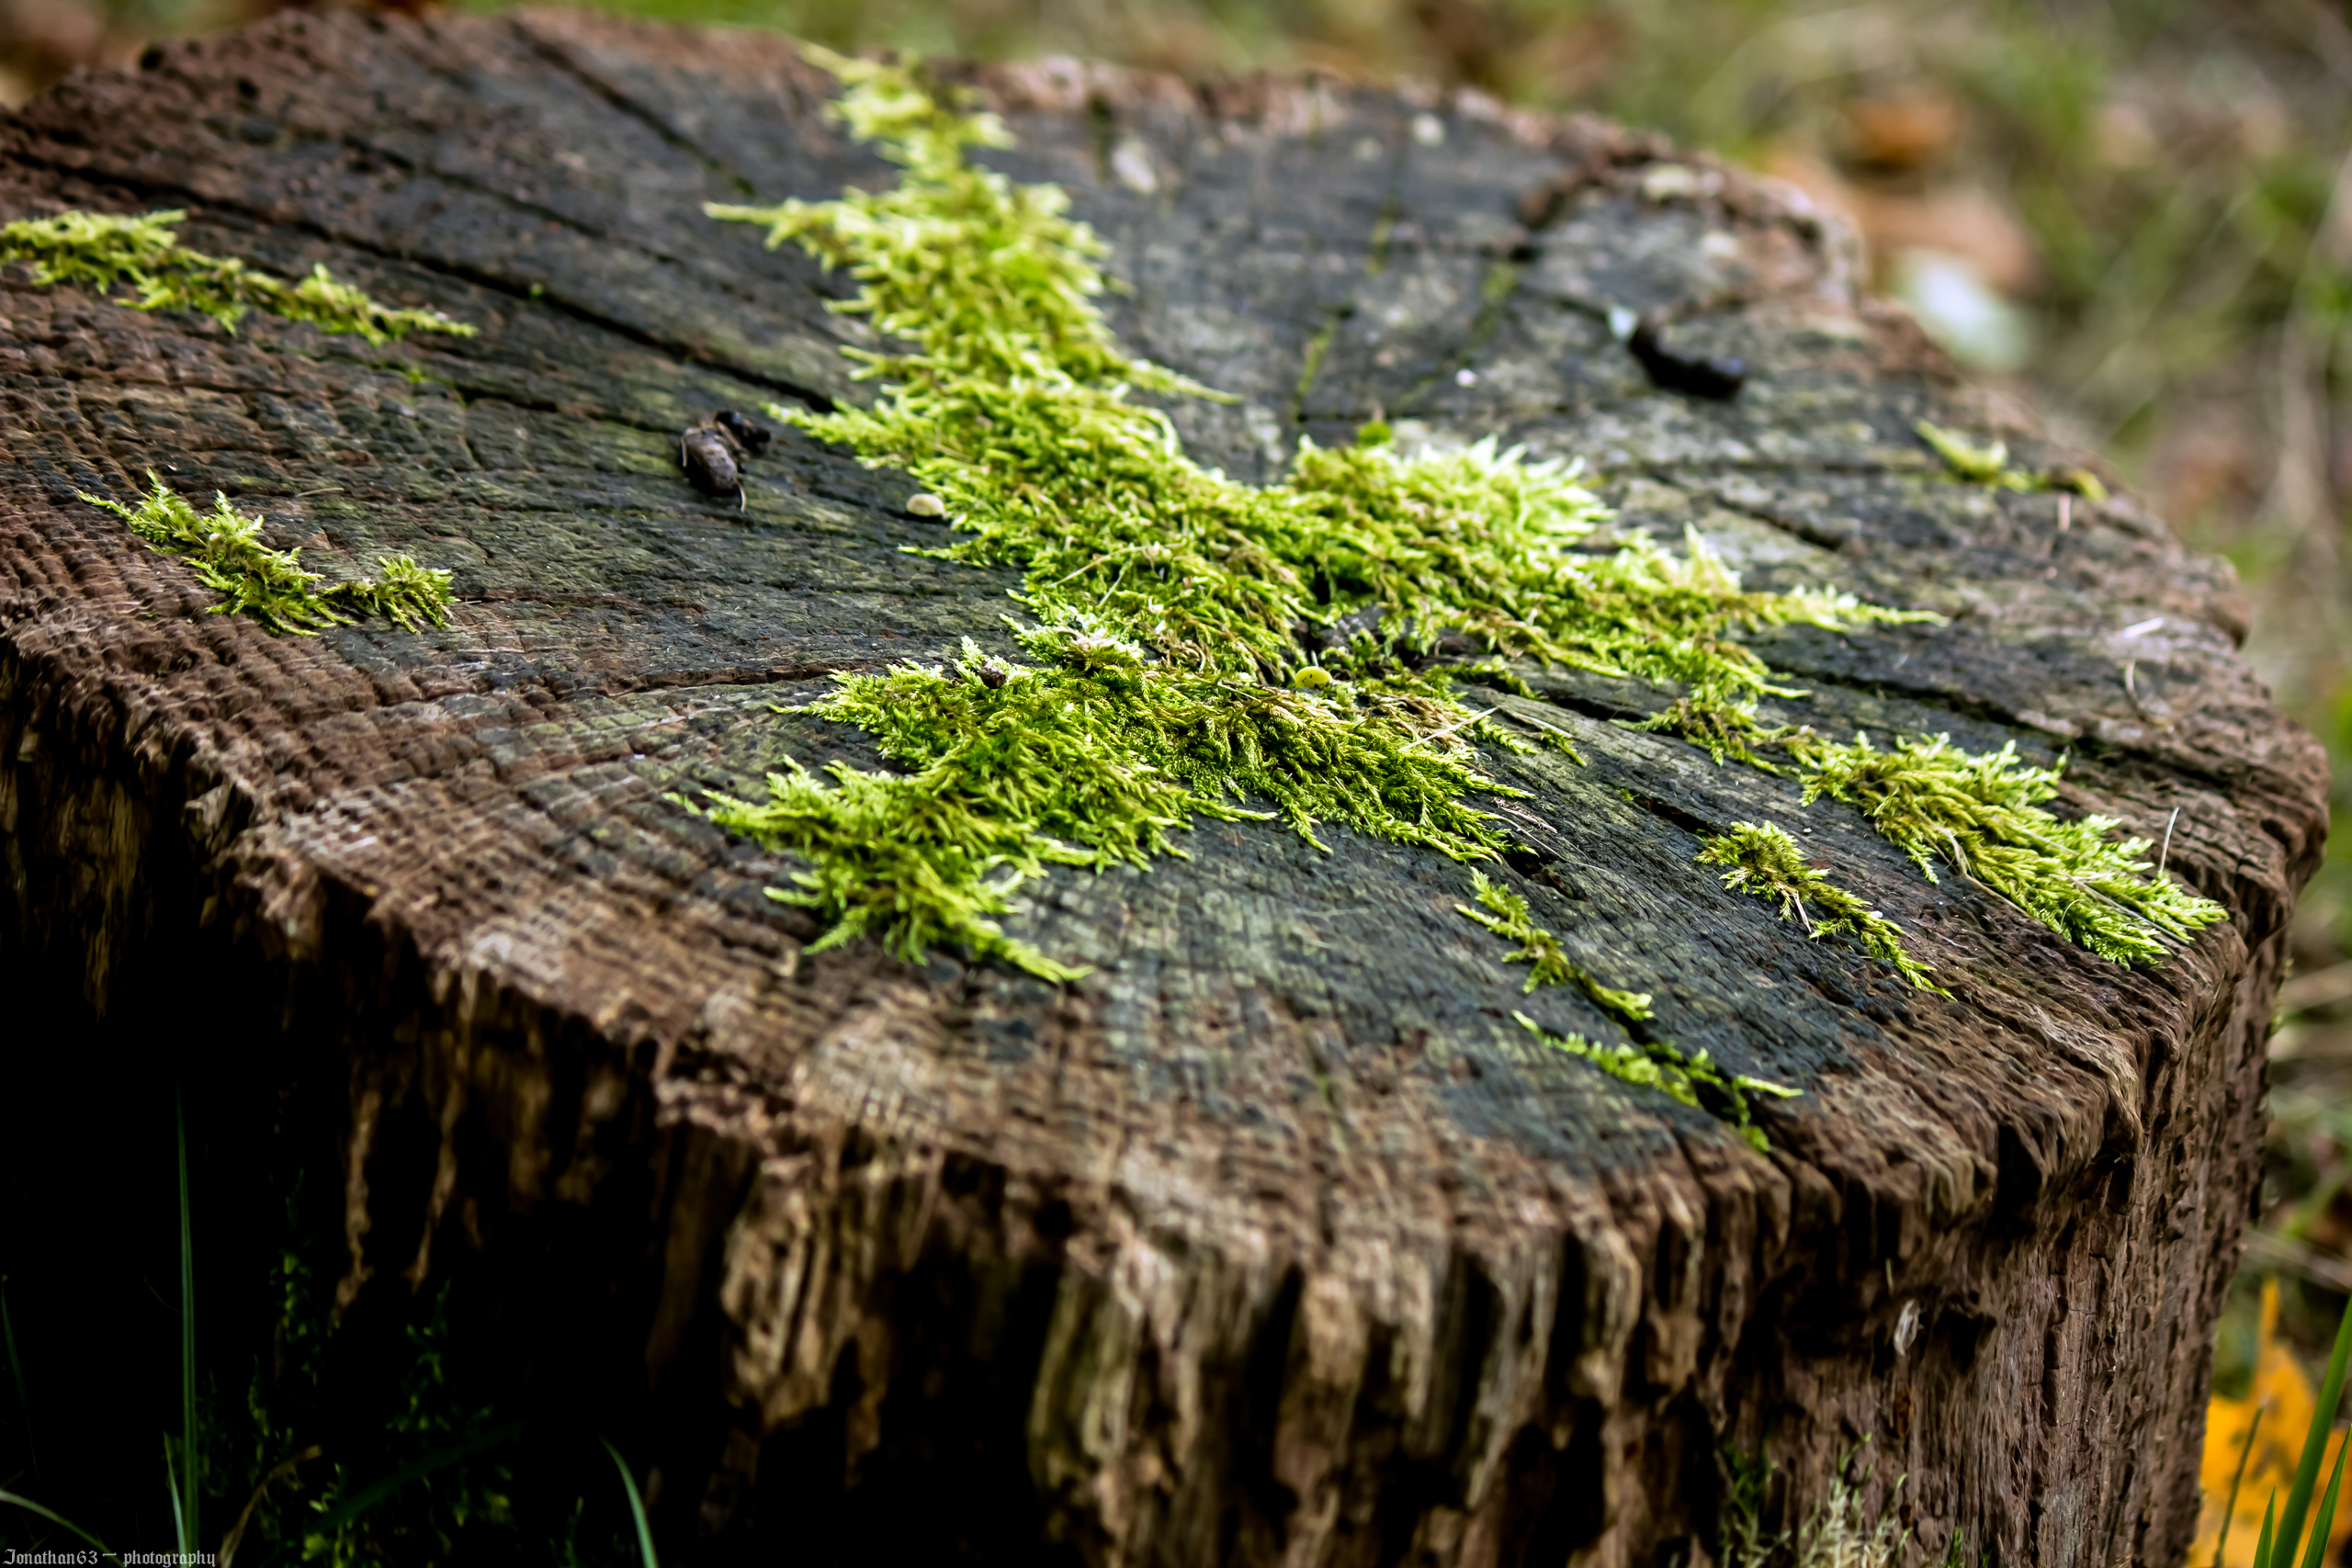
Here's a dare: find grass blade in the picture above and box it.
[164,1434,187,1552]
[175,1090,198,1551]
[0,1279,33,1475]
[2276,1290,2352,1568]
[2297,1430,2348,1568]
[0,1487,118,1560]
[301,1421,523,1550]
[2216,1402,2268,1568]
[233,1421,522,1568]
[603,1438,660,1567]
[218,1442,322,1568]
[2254,1495,2278,1568]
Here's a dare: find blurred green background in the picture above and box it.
[6,0,2350,1347]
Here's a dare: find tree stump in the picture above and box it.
[0,12,2328,1565]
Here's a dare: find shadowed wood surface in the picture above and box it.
[0,12,2329,1564]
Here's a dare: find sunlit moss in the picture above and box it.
[1458,870,1655,1021]
[0,209,475,344]
[696,51,2223,986]
[1696,820,1945,993]
[80,474,454,635]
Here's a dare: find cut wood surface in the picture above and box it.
[0,12,2328,1564]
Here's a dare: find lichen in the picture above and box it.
[0,209,475,344]
[1458,870,1655,1021]
[79,474,454,634]
[694,51,2223,987]
[1696,821,1944,993]
[1515,1010,1796,1152]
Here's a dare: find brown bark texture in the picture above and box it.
[0,11,2330,1565]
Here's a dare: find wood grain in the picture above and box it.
[0,12,2325,1563]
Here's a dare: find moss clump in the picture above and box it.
[1914,418,2108,501]
[695,52,2222,986]
[1670,707,2228,965]
[1788,730,2220,965]
[1515,1011,1795,1152]
[80,474,454,635]
[700,51,1926,978]
[0,209,475,344]
[1458,870,1655,1021]
[1696,821,1944,993]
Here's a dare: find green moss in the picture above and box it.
[1914,418,2030,489]
[80,474,455,635]
[1696,821,1945,993]
[1458,870,1655,1021]
[1718,1445,1785,1568]
[1674,708,2229,966]
[1713,1441,1916,1568]
[1915,417,2107,500]
[1515,1010,1796,1152]
[0,209,475,344]
[1788,730,2220,965]
[694,51,2224,985]
[698,52,1910,976]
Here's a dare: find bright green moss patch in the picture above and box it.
[1458,870,1655,1021]
[696,51,2224,992]
[80,474,454,635]
[0,209,475,344]
[1675,711,2227,965]
[701,52,1912,978]
[1696,821,1944,993]
[1788,731,2221,965]
[1515,1011,1796,1152]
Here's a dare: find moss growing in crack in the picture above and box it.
[80,474,454,635]
[1514,1010,1795,1152]
[1657,703,2229,966]
[1458,870,1655,1021]
[1789,730,2222,965]
[0,209,475,344]
[1696,821,1945,993]
[705,627,1522,977]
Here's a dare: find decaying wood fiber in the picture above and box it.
[0,11,2327,1564]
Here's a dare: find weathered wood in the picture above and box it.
[0,11,2326,1563]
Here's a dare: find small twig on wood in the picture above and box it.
[1941,828,1973,879]
[1400,707,1493,753]
[2158,807,2179,880]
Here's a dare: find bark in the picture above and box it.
[0,12,2328,1565]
